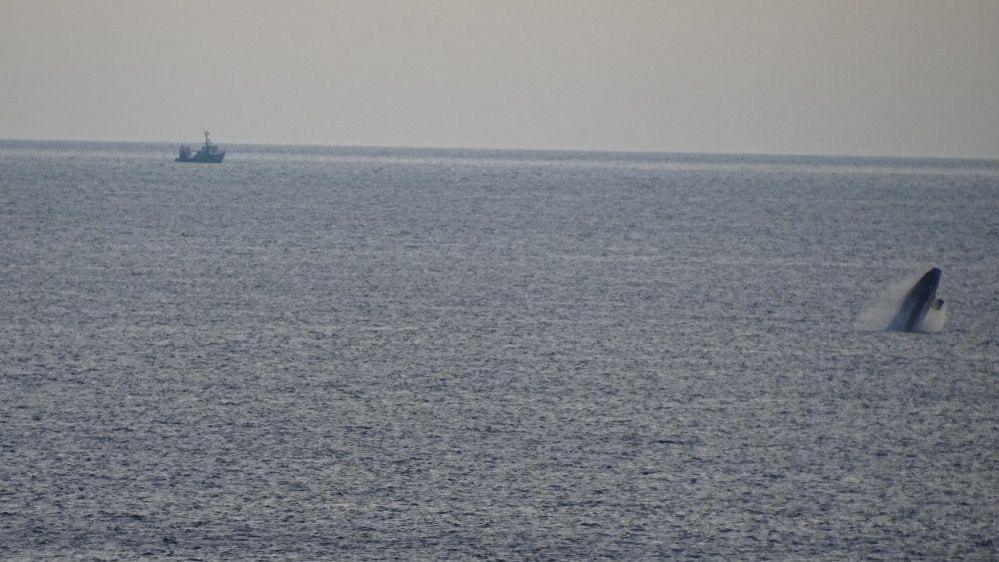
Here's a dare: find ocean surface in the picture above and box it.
[1,141,997,560]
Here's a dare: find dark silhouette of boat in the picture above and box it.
[176,130,225,163]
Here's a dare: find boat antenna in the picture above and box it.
[203,130,210,145]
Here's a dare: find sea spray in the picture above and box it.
[919,305,948,333]
[855,272,919,331]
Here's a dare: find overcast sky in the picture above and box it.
[2,0,998,157]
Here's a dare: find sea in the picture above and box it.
[1,140,997,560]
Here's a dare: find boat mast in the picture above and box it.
[203,130,211,146]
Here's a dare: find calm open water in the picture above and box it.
[1,141,997,559]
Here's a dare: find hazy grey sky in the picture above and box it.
[2,0,998,157]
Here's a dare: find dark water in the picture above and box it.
[2,141,997,559]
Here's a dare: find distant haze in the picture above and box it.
[2,0,998,158]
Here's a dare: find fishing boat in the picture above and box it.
[176,130,225,163]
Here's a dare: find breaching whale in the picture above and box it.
[887,267,944,332]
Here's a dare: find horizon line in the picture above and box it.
[2,136,997,163]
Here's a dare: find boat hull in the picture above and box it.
[175,152,225,163]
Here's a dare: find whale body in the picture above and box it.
[887,267,944,332]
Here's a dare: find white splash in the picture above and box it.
[918,304,948,333]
